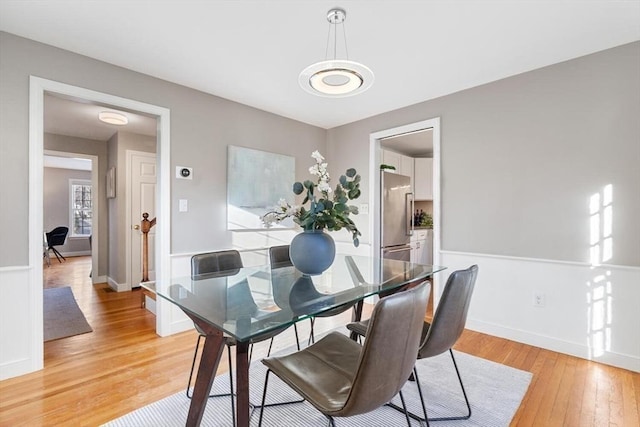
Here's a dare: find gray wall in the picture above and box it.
[328,41,640,267]
[0,31,326,267]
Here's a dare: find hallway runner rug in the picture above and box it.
[43,286,93,341]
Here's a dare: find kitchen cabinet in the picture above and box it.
[414,157,433,200]
[382,149,414,188]
[411,229,432,265]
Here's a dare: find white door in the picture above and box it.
[128,151,157,288]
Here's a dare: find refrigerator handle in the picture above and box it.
[406,192,414,236]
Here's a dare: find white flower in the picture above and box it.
[261,212,278,227]
[309,164,320,176]
[318,181,332,194]
[277,198,289,209]
[311,150,324,162]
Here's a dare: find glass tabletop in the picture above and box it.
[145,254,445,342]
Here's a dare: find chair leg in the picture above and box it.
[257,369,272,427]
[51,247,65,262]
[427,349,471,421]
[186,335,203,398]
[412,367,430,427]
[388,350,471,423]
[398,390,414,427]
[293,322,301,351]
[308,317,316,345]
[186,336,235,401]
[226,345,236,427]
[324,415,336,427]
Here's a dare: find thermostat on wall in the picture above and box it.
[176,166,193,180]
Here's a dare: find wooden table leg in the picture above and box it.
[185,319,226,427]
[235,341,251,427]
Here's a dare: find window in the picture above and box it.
[70,179,92,237]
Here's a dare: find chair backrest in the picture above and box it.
[418,264,478,359]
[268,245,292,269]
[46,226,68,247]
[341,281,431,416]
[191,250,243,278]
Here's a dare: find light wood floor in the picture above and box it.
[0,256,638,426]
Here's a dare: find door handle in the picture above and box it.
[133,225,140,230]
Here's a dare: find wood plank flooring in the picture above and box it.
[0,256,638,426]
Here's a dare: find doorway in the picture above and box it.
[43,150,99,282]
[369,118,442,303]
[29,76,172,373]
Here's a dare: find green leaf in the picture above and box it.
[293,182,304,195]
[346,168,356,178]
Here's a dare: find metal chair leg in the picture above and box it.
[427,349,471,421]
[186,336,235,400]
[398,390,414,427]
[387,349,471,423]
[308,317,316,345]
[257,369,272,427]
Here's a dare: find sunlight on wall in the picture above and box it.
[590,184,613,265]
[587,184,613,359]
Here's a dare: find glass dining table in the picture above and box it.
[144,254,446,427]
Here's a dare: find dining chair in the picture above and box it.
[268,244,355,344]
[45,226,68,263]
[187,250,301,426]
[347,264,479,426]
[257,280,431,427]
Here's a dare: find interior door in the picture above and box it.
[129,151,157,288]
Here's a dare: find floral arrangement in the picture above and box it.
[261,151,362,247]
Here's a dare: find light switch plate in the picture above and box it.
[179,199,188,212]
[359,204,369,215]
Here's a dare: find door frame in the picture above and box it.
[126,150,157,289]
[29,77,172,371]
[369,117,442,302]
[44,149,100,282]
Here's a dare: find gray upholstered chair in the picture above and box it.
[187,250,301,426]
[257,281,431,427]
[347,264,479,426]
[268,244,355,344]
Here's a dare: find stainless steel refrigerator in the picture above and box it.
[380,170,413,261]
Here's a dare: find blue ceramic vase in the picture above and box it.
[289,230,336,275]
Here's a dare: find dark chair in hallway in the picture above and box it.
[45,226,69,263]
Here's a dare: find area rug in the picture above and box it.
[104,329,532,427]
[43,286,93,341]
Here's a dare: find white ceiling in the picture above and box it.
[2,1,639,131]
[45,95,157,141]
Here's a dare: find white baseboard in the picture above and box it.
[92,274,107,284]
[59,250,91,257]
[466,319,640,373]
[107,276,130,292]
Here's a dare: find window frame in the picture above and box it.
[69,178,93,238]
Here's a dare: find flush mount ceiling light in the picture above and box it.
[98,111,128,125]
[299,7,374,97]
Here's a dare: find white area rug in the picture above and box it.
[105,330,532,427]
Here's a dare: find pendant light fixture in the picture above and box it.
[299,7,374,97]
